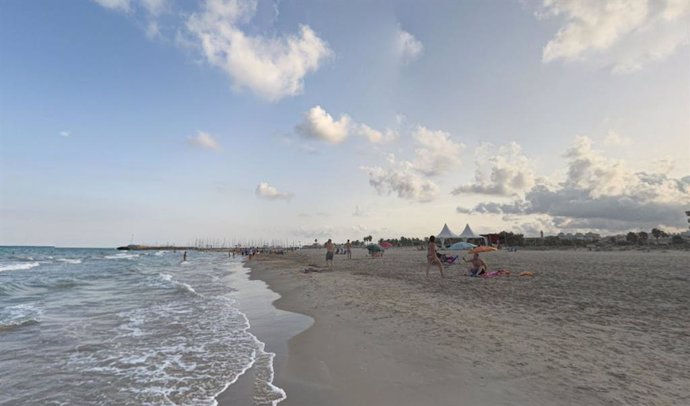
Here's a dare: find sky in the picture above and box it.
[1,0,689,247]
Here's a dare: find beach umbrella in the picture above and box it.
[366,244,382,252]
[468,246,497,254]
[379,242,393,249]
[448,241,476,250]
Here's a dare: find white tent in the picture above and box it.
[457,224,488,245]
[436,223,458,247]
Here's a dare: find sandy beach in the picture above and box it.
[238,247,690,406]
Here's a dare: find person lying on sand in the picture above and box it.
[464,253,487,277]
[426,236,445,278]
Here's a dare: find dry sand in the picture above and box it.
[244,248,689,406]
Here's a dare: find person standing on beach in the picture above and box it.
[346,239,352,260]
[325,239,335,269]
[426,236,444,278]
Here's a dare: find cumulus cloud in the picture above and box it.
[602,130,631,146]
[395,27,423,64]
[187,131,220,150]
[452,142,535,196]
[538,0,690,73]
[295,106,399,145]
[255,182,293,200]
[355,124,398,144]
[361,164,439,203]
[464,135,690,232]
[360,125,462,202]
[141,0,167,15]
[295,105,350,143]
[186,0,332,101]
[410,126,464,176]
[92,0,131,11]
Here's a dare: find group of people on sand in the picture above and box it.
[323,236,487,277]
[425,235,487,278]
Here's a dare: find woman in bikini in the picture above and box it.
[426,236,445,278]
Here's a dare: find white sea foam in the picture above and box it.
[1,249,289,405]
[105,253,139,260]
[0,262,40,272]
[154,251,167,256]
[70,301,262,405]
[57,258,82,264]
[0,303,42,330]
[157,273,198,295]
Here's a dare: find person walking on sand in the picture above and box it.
[346,239,352,260]
[426,236,444,278]
[325,239,335,269]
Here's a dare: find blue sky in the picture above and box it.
[1,0,689,247]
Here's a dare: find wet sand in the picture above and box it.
[241,248,690,405]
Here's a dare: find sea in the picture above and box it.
[0,246,308,405]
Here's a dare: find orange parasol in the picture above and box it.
[468,246,497,254]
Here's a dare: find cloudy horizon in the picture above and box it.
[1,0,688,247]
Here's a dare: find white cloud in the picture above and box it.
[255,182,293,200]
[410,126,464,176]
[602,130,631,146]
[187,130,220,150]
[356,124,398,144]
[295,106,350,143]
[294,106,399,145]
[353,205,367,217]
[92,0,131,12]
[361,164,439,203]
[464,135,690,232]
[452,142,535,196]
[186,0,332,101]
[141,0,167,15]
[357,124,383,143]
[395,27,423,64]
[145,21,161,39]
[361,125,462,202]
[59,131,70,137]
[538,0,690,73]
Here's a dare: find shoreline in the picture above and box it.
[240,247,689,405]
[242,252,575,405]
[241,253,503,405]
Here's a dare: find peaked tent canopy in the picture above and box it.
[436,223,458,247]
[437,223,458,239]
[457,224,488,245]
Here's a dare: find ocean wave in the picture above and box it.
[157,273,198,295]
[49,279,86,290]
[105,253,140,260]
[0,304,42,331]
[0,262,40,272]
[66,301,266,405]
[57,258,82,264]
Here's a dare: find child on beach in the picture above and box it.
[426,236,445,278]
[325,239,335,269]
[346,239,352,259]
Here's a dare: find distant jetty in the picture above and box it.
[116,244,229,252]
